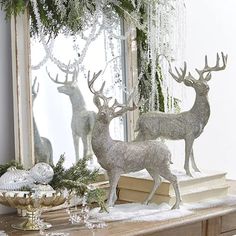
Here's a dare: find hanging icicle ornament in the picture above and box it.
[135,0,186,113]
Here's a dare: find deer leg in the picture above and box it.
[107,171,121,207]
[82,135,88,159]
[72,132,80,162]
[135,131,153,142]
[143,169,161,205]
[160,169,182,209]
[134,131,145,141]
[190,148,200,172]
[184,137,194,177]
[87,133,93,164]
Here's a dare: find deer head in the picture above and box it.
[46,63,79,96]
[169,52,228,95]
[88,71,137,124]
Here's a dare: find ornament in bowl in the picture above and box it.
[0,163,67,231]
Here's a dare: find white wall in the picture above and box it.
[174,0,236,179]
[0,10,15,214]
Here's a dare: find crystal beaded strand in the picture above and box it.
[150,3,158,111]
[65,191,106,229]
[30,0,105,71]
[153,0,186,112]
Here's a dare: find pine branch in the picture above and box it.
[49,154,105,209]
[0,160,23,177]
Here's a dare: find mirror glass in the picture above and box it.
[30,21,126,168]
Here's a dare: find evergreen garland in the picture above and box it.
[0,0,27,19]
[0,0,180,113]
[114,2,169,113]
[0,160,23,177]
[0,0,129,37]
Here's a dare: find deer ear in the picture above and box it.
[204,72,212,81]
[184,79,193,87]
[93,96,102,109]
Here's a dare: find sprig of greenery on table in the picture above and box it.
[49,154,106,210]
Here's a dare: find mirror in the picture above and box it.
[10,5,138,169]
[30,27,127,167]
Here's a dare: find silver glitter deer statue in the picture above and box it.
[88,71,181,208]
[47,66,96,162]
[135,53,227,176]
[32,77,53,165]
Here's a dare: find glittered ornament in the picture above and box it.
[0,168,34,191]
[0,163,54,191]
[29,162,54,184]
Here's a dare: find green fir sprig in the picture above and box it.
[0,0,27,18]
[49,154,99,190]
[49,154,106,210]
[0,160,23,177]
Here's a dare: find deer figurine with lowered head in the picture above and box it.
[88,71,181,208]
[32,77,53,165]
[135,53,227,176]
[47,66,96,162]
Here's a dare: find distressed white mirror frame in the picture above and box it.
[11,12,138,168]
[11,12,34,168]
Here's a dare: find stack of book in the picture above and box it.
[117,170,229,205]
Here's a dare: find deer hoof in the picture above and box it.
[193,167,201,173]
[142,200,149,205]
[185,170,193,177]
[171,203,180,210]
[106,203,115,208]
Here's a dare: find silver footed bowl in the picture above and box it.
[0,190,67,231]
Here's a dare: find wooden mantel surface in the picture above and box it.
[1,180,236,236]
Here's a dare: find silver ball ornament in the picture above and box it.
[29,162,54,184]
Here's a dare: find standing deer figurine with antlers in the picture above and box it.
[47,66,96,162]
[135,53,227,176]
[88,71,181,208]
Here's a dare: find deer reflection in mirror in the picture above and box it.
[47,65,96,163]
[32,77,53,165]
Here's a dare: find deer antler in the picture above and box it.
[32,76,39,102]
[32,77,39,94]
[87,70,103,94]
[111,88,140,117]
[169,62,187,83]
[112,99,137,118]
[47,67,64,85]
[87,70,108,108]
[195,52,228,81]
[57,61,79,83]
[47,61,79,85]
